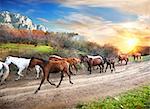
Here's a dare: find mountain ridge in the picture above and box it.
[0,11,48,32]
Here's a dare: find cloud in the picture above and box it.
[25,9,35,14]
[53,12,150,49]
[17,0,150,17]
[54,13,117,43]
[37,18,49,23]
[57,0,150,16]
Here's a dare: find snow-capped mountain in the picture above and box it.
[0,11,48,32]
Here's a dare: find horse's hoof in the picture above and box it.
[15,78,19,81]
[19,74,24,77]
[34,90,38,94]
[36,77,39,79]
[52,83,56,86]
[70,82,73,84]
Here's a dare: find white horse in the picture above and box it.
[0,61,9,84]
[5,56,42,80]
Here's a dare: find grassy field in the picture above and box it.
[0,43,54,53]
[76,85,150,109]
[0,43,54,58]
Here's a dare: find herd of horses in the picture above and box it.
[0,52,142,94]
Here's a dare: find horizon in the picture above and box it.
[1,0,150,53]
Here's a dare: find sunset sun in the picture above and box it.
[127,38,139,48]
[118,37,140,53]
[123,37,140,53]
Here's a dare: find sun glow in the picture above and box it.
[117,37,140,53]
[127,38,139,48]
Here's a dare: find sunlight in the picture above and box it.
[127,38,139,48]
[117,37,140,54]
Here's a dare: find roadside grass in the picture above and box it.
[76,85,150,109]
[129,55,150,62]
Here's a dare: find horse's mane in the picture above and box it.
[31,57,48,63]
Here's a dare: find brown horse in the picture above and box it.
[132,52,142,61]
[104,57,115,73]
[28,57,73,94]
[118,54,129,65]
[80,55,104,74]
[49,57,80,75]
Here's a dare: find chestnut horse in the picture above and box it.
[49,57,80,75]
[104,57,115,73]
[118,54,129,65]
[132,52,141,61]
[80,55,104,74]
[28,57,73,94]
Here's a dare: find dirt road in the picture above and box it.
[0,60,150,109]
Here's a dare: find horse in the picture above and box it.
[28,57,73,94]
[0,61,9,84]
[118,54,129,65]
[132,52,142,61]
[80,55,104,74]
[4,56,42,80]
[49,57,81,75]
[104,57,115,73]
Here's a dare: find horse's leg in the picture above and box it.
[47,72,56,86]
[118,59,120,64]
[73,64,78,75]
[140,56,142,61]
[101,63,104,72]
[69,65,75,75]
[16,68,24,80]
[125,58,128,65]
[0,69,9,85]
[89,66,92,74]
[112,63,115,72]
[56,72,64,88]
[98,65,102,73]
[108,64,113,73]
[109,63,113,73]
[0,69,3,77]
[87,65,90,71]
[34,73,45,94]
[35,65,40,79]
[105,64,108,72]
[66,71,73,84]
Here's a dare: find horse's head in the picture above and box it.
[5,56,12,65]
[28,57,46,69]
[80,55,89,63]
[74,58,81,63]
[28,57,38,69]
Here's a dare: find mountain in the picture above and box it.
[0,11,48,32]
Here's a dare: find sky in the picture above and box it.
[1,0,150,53]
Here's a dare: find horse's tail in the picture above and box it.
[0,63,9,84]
